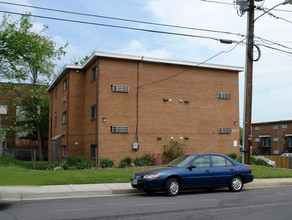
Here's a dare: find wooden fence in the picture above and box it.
[265,156,292,169]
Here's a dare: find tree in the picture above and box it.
[0,13,67,160]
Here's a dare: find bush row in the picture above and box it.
[100,153,160,168]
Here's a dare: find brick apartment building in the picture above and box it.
[47,51,243,163]
[0,83,47,160]
[252,120,292,156]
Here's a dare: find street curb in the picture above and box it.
[1,179,292,201]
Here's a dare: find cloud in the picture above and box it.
[115,40,171,58]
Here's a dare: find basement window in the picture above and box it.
[218,93,231,100]
[111,126,128,133]
[112,85,129,93]
[218,128,231,134]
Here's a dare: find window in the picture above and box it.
[90,145,97,159]
[91,67,97,80]
[254,126,259,131]
[190,156,211,168]
[211,156,234,167]
[112,85,129,93]
[0,105,7,114]
[111,126,128,133]
[63,79,67,91]
[62,145,67,157]
[273,125,278,129]
[255,138,260,142]
[218,128,231,134]
[273,138,279,142]
[218,93,231,100]
[62,111,67,124]
[91,105,97,119]
[282,124,288,129]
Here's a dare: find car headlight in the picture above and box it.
[143,174,160,179]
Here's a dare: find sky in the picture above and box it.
[0,0,292,125]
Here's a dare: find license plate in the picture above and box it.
[132,178,138,185]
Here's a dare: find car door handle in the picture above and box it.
[230,169,234,171]
[206,170,210,172]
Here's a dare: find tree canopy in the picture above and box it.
[0,13,67,160]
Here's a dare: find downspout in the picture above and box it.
[50,91,53,139]
[49,90,53,162]
[66,70,69,156]
[96,58,99,162]
[135,56,143,144]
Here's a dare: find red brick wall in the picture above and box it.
[49,57,240,164]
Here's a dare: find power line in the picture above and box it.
[139,38,246,88]
[200,0,292,13]
[0,10,244,43]
[257,43,292,56]
[256,36,292,51]
[0,1,245,37]
[255,6,292,24]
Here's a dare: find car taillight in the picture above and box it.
[248,167,252,171]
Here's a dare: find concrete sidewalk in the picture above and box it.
[1,179,292,201]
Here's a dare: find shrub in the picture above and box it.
[134,156,149,167]
[252,158,269,167]
[236,156,269,167]
[47,162,62,171]
[144,154,160,166]
[66,156,92,169]
[119,156,132,168]
[162,141,185,164]
[0,156,22,166]
[226,153,238,160]
[76,160,92,169]
[99,158,115,168]
[67,156,84,166]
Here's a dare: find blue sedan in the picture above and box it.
[131,153,253,196]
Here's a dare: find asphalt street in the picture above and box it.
[1,186,292,220]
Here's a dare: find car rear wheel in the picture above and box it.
[229,176,243,192]
[164,178,179,196]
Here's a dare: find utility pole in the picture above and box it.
[242,0,255,165]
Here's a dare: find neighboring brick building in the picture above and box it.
[47,51,243,163]
[252,120,292,156]
[0,83,47,160]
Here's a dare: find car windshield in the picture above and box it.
[166,155,196,167]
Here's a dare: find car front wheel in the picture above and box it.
[229,176,243,192]
[164,178,180,196]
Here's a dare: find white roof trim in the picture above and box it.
[47,51,244,92]
[285,134,292,137]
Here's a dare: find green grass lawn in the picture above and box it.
[0,166,149,186]
[1,165,292,186]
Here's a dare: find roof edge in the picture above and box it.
[47,51,244,92]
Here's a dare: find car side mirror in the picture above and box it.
[187,165,196,170]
